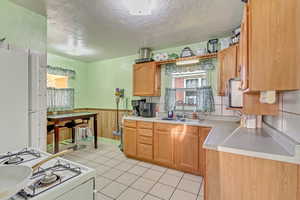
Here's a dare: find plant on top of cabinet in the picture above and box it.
[133,62,161,97]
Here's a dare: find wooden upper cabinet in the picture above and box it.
[133,62,161,96]
[243,93,279,115]
[124,127,137,157]
[174,126,199,174]
[241,0,300,91]
[218,44,239,96]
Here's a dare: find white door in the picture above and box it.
[0,48,29,153]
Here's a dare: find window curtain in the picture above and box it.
[196,86,215,113]
[47,88,74,112]
[164,59,216,75]
[47,65,76,79]
[165,89,176,111]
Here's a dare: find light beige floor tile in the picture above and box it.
[151,165,167,173]
[158,174,181,187]
[104,151,122,159]
[125,158,139,165]
[137,161,153,168]
[183,174,203,183]
[95,192,113,200]
[131,177,156,193]
[100,182,127,199]
[142,169,164,181]
[114,162,135,171]
[116,173,139,186]
[170,189,197,200]
[166,169,184,178]
[95,176,112,191]
[128,165,148,176]
[96,164,110,175]
[143,194,162,200]
[93,156,110,164]
[114,154,128,161]
[103,159,121,167]
[177,179,201,194]
[83,161,100,168]
[102,168,124,180]
[117,188,145,200]
[149,183,175,200]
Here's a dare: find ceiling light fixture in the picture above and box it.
[124,0,155,15]
[176,59,200,66]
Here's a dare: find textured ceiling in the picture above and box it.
[12,0,244,62]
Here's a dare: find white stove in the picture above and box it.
[0,148,96,200]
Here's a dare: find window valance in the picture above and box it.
[47,65,76,79]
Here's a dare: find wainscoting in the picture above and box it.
[47,108,131,145]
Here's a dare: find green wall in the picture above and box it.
[86,40,222,109]
[0,0,46,52]
[47,53,89,108]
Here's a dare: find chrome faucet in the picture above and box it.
[175,100,186,119]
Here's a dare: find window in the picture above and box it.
[47,74,68,88]
[47,66,75,112]
[170,71,207,111]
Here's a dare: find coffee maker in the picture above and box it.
[131,99,146,116]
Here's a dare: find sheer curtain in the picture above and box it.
[47,88,74,112]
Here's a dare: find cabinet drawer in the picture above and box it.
[137,121,153,129]
[137,128,153,137]
[137,143,153,160]
[138,135,153,145]
[124,120,136,128]
[155,123,198,133]
[154,123,173,132]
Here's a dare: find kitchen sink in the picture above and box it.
[161,117,187,122]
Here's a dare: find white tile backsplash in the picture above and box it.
[283,90,300,113]
[264,90,300,143]
[282,112,300,143]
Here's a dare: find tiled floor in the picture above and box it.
[62,138,204,200]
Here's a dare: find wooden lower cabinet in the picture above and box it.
[205,150,298,200]
[123,127,137,157]
[137,127,153,160]
[137,143,153,160]
[174,126,199,174]
[198,128,211,176]
[153,129,174,167]
[124,120,210,175]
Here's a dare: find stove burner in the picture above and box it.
[3,156,24,165]
[0,148,41,165]
[36,171,61,187]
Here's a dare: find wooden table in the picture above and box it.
[47,112,98,153]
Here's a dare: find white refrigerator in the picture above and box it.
[0,47,47,153]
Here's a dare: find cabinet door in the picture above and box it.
[198,128,211,176]
[218,45,238,96]
[175,126,199,173]
[240,5,249,90]
[124,127,137,157]
[154,129,174,167]
[248,0,299,91]
[133,62,161,96]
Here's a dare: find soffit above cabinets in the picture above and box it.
[11,0,243,62]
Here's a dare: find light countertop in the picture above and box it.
[123,116,300,164]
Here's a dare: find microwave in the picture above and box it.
[228,79,243,108]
